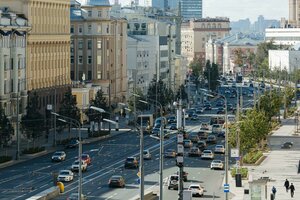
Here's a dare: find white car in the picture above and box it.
[188,184,204,197]
[201,150,214,159]
[143,150,152,160]
[214,145,225,154]
[71,160,87,172]
[51,151,66,162]
[210,160,224,170]
[57,170,73,182]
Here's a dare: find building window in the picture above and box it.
[106,25,109,34]
[78,56,83,64]
[88,24,92,34]
[71,56,74,64]
[88,56,92,64]
[78,40,83,49]
[78,25,83,34]
[98,11,102,17]
[87,40,92,50]
[88,71,92,80]
[4,56,8,70]
[97,24,102,33]
[97,40,102,49]
[70,25,74,33]
[88,10,92,17]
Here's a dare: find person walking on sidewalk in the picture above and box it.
[289,183,295,198]
[272,186,277,198]
[284,179,290,192]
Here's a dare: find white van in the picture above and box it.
[168,174,179,190]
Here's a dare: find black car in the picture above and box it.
[204,103,212,110]
[167,116,176,124]
[197,140,207,150]
[216,101,224,107]
[281,142,293,149]
[176,171,188,182]
[124,157,139,169]
[227,104,234,111]
[217,108,225,114]
[169,123,177,130]
[66,139,79,148]
[206,135,217,144]
[217,131,225,138]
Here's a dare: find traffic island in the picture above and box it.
[26,186,60,200]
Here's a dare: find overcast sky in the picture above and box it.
[78,0,288,22]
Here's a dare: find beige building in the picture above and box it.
[0,8,30,121]
[0,0,71,113]
[181,18,231,65]
[70,0,127,104]
[289,0,300,27]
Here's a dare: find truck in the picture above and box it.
[137,114,153,133]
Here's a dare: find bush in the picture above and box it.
[243,151,263,164]
[22,147,45,154]
[88,130,110,138]
[0,156,12,164]
[231,167,248,178]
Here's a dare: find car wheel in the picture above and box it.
[168,186,171,190]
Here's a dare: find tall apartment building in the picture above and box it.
[0,0,72,113]
[71,0,128,103]
[0,8,30,121]
[289,0,300,27]
[181,0,202,20]
[181,18,231,65]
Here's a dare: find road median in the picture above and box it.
[26,186,60,200]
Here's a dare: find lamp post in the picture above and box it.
[137,97,164,200]
[51,112,82,199]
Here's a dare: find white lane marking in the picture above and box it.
[11,193,27,200]
[104,192,118,200]
[39,184,48,189]
[25,180,34,184]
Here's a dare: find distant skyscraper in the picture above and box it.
[168,0,179,10]
[152,0,168,10]
[289,0,300,27]
[181,0,202,20]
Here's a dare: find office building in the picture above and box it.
[181,0,202,20]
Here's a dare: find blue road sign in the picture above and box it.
[224,184,230,193]
[137,178,140,184]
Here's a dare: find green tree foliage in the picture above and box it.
[21,92,44,147]
[175,84,188,101]
[259,91,282,120]
[59,87,81,123]
[203,60,219,91]
[255,41,278,76]
[0,109,14,147]
[147,78,174,108]
[86,89,109,122]
[284,86,295,109]
[127,88,148,111]
[229,109,269,152]
[189,59,203,79]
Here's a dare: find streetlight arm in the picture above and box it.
[90,106,106,113]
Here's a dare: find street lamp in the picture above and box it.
[51,112,82,199]
[134,95,164,200]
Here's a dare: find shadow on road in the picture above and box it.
[202,194,221,198]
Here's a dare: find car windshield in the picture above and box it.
[170,176,178,181]
[190,185,200,189]
[213,160,222,163]
[203,150,211,153]
[126,158,134,161]
[60,171,69,175]
[216,145,223,148]
[167,149,174,153]
[74,161,79,165]
[143,151,148,154]
[111,176,121,180]
[54,152,62,156]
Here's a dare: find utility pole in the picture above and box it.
[168,24,172,90]
[139,115,144,200]
[175,100,183,200]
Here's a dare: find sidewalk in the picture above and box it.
[0,117,133,169]
[229,116,300,200]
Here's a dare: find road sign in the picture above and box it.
[137,171,141,178]
[137,178,140,184]
[231,148,239,158]
[224,184,230,193]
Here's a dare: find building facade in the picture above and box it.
[0,8,30,121]
[0,0,72,114]
[265,28,300,45]
[289,0,300,27]
[71,0,128,104]
[269,50,300,73]
[181,18,231,65]
[180,0,202,20]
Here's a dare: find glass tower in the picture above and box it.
[181,0,202,20]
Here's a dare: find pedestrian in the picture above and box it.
[289,183,295,198]
[284,179,290,192]
[272,186,277,198]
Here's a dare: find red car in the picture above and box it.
[81,154,91,165]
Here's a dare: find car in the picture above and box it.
[200,123,210,131]
[51,151,66,162]
[154,123,161,129]
[249,83,254,87]
[67,193,87,200]
[227,104,234,111]
[71,160,87,172]
[281,142,293,149]
[212,124,222,134]
[201,150,214,159]
[81,154,91,165]
[210,160,224,170]
[196,107,204,114]
[168,174,179,190]
[165,149,176,158]
[225,90,231,94]
[189,134,200,143]
[108,175,125,188]
[169,123,177,130]
[230,93,236,98]
[188,147,202,157]
[124,157,139,168]
[217,131,225,138]
[183,139,193,148]
[191,114,199,121]
[188,184,204,197]
[242,90,248,95]
[216,101,224,107]
[204,103,212,110]
[197,140,207,150]
[176,171,188,182]
[143,150,152,160]
[167,116,176,124]
[151,127,160,135]
[217,107,225,114]
[214,145,225,154]
[206,135,217,144]
[198,131,208,140]
[66,139,79,148]
[247,92,254,97]
[57,170,74,182]
[243,82,248,86]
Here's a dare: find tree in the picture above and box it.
[59,87,81,137]
[0,109,14,148]
[147,78,174,108]
[175,84,188,101]
[86,89,109,123]
[21,92,44,147]
[204,60,219,91]
[259,91,282,121]
[189,59,203,80]
[128,88,148,112]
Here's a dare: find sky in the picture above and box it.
[78,0,289,23]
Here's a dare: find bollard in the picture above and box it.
[298,160,300,173]
[56,181,64,193]
[270,193,274,200]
